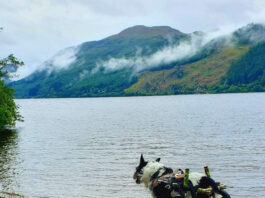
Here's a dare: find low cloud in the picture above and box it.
[94,35,201,73]
[12,22,265,81]
[94,28,237,74]
[13,46,78,80]
[3,0,265,80]
[41,47,78,72]
[79,69,89,80]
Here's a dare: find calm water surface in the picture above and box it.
[0,93,265,197]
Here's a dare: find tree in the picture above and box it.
[0,54,24,131]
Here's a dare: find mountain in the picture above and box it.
[232,23,265,45]
[11,25,189,98]
[125,46,250,95]
[107,25,184,39]
[10,23,265,98]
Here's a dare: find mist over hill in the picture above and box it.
[10,23,265,98]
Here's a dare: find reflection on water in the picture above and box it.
[0,130,20,192]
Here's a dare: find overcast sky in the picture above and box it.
[1,0,265,78]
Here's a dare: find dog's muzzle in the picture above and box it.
[133,173,141,184]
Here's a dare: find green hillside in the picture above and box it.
[125,46,249,95]
[212,42,265,93]
[11,25,187,98]
[10,23,265,98]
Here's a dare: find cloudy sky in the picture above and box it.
[1,0,265,78]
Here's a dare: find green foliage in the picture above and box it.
[0,55,23,131]
[0,54,24,78]
[211,42,265,93]
[226,42,265,85]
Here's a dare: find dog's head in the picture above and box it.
[133,154,160,184]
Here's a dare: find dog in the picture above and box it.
[133,154,228,198]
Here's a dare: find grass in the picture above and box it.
[125,46,249,95]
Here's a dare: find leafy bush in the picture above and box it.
[0,55,23,131]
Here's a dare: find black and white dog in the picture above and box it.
[133,155,225,198]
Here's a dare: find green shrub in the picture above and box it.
[0,55,23,131]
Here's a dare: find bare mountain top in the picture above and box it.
[107,25,185,39]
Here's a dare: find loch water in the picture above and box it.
[0,93,265,198]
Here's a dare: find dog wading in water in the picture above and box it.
[133,154,231,198]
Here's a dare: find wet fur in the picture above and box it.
[134,155,222,198]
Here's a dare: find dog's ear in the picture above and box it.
[155,158,161,162]
[140,154,145,164]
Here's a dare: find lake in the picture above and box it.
[0,93,265,197]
